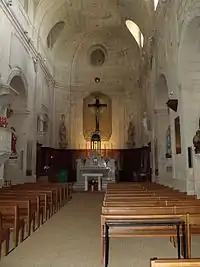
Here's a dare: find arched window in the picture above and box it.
[154,0,159,10]
[47,21,65,49]
[125,20,144,48]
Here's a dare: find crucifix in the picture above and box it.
[88,97,107,132]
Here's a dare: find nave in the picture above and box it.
[1,189,200,267]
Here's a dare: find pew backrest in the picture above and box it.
[151,258,200,267]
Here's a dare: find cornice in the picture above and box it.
[0,0,55,84]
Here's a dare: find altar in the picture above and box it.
[74,94,116,191]
[75,156,116,191]
[82,173,103,191]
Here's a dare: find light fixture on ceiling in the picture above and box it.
[94,77,100,83]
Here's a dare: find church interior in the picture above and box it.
[1,0,200,266]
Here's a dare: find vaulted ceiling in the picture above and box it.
[34,0,154,87]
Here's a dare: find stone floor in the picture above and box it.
[0,192,200,267]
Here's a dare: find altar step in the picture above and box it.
[73,179,115,192]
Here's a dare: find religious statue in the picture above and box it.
[37,113,44,133]
[37,113,49,133]
[127,115,135,148]
[193,118,200,154]
[142,112,151,145]
[166,126,172,158]
[6,105,14,118]
[142,112,149,133]
[10,126,17,158]
[59,114,68,149]
[193,125,200,155]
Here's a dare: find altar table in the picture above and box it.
[82,173,103,191]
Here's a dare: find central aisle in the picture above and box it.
[0,193,180,267]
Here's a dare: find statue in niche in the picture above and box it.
[10,126,17,159]
[142,112,151,145]
[37,113,49,133]
[37,114,45,133]
[127,115,135,148]
[166,126,172,158]
[59,114,68,149]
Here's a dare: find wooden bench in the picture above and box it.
[0,182,72,261]
[0,199,35,237]
[0,189,46,224]
[0,213,10,259]
[101,183,200,262]
[0,204,25,248]
[2,188,52,221]
[150,258,200,267]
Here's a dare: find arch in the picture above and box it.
[154,0,159,10]
[9,76,27,110]
[155,73,169,109]
[125,20,144,48]
[47,21,65,49]
[7,67,28,98]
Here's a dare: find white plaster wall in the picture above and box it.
[148,0,200,193]
[0,1,55,183]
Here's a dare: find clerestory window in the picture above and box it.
[125,20,144,48]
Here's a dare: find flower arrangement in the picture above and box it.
[0,117,8,128]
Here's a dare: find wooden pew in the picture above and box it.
[0,205,25,248]
[0,193,42,228]
[0,182,72,260]
[0,213,10,259]
[150,258,200,267]
[8,186,54,217]
[9,182,72,215]
[101,184,200,261]
[1,188,52,221]
[0,199,35,237]
[0,189,46,225]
